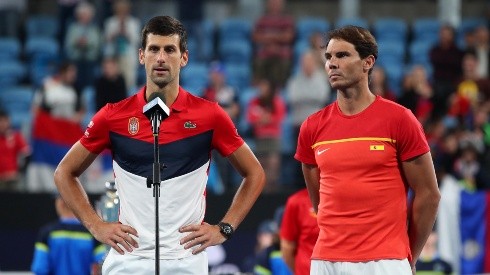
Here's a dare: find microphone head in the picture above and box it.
[143,92,170,120]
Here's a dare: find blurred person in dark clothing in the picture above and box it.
[95,57,127,111]
[398,65,434,125]
[468,25,490,78]
[430,24,464,118]
[252,0,295,88]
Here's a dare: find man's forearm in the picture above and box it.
[408,192,439,265]
[54,169,103,233]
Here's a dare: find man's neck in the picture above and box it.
[146,83,179,107]
[337,87,376,116]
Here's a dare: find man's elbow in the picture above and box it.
[424,187,441,211]
[53,165,69,189]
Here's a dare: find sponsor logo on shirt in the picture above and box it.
[184,121,196,129]
[128,117,139,135]
[317,148,330,155]
[84,120,94,137]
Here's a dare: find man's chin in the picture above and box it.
[152,78,170,88]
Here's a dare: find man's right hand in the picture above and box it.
[91,221,139,255]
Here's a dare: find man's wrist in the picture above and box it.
[217,222,234,240]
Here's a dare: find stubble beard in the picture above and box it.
[152,75,171,89]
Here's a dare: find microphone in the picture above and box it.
[143,92,170,134]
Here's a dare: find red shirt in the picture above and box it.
[280,189,319,275]
[254,14,295,59]
[295,96,429,262]
[246,96,286,138]
[0,130,29,178]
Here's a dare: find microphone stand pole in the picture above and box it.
[147,110,162,275]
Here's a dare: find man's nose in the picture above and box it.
[157,50,166,62]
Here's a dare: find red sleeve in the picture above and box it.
[397,108,430,161]
[211,103,244,157]
[79,105,111,154]
[280,195,300,242]
[295,118,316,165]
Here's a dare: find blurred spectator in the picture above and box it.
[28,62,85,193]
[0,109,30,191]
[57,0,83,48]
[280,188,319,275]
[242,219,279,273]
[94,57,127,111]
[32,61,85,124]
[306,32,327,70]
[453,143,480,189]
[448,50,490,126]
[469,25,490,78]
[103,0,141,90]
[433,130,460,177]
[31,196,106,275]
[203,62,240,122]
[398,65,434,125]
[286,51,330,138]
[426,117,449,162]
[203,62,240,189]
[415,231,453,274]
[247,78,287,192]
[253,207,292,275]
[369,65,397,102]
[429,24,464,118]
[252,0,295,88]
[64,1,102,91]
[286,51,330,185]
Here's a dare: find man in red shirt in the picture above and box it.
[280,188,319,275]
[295,25,440,274]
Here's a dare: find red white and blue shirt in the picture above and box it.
[80,86,244,259]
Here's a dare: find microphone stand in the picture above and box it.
[147,110,162,275]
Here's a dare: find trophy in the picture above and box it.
[96,181,120,223]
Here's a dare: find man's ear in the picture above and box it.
[180,50,189,68]
[363,55,375,72]
[139,48,145,65]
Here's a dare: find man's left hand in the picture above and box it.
[179,222,227,254]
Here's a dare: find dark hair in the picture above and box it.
[257,78,277,111]
[140,16,187,53]
[327,25,378,61]
[57,61,76,74]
